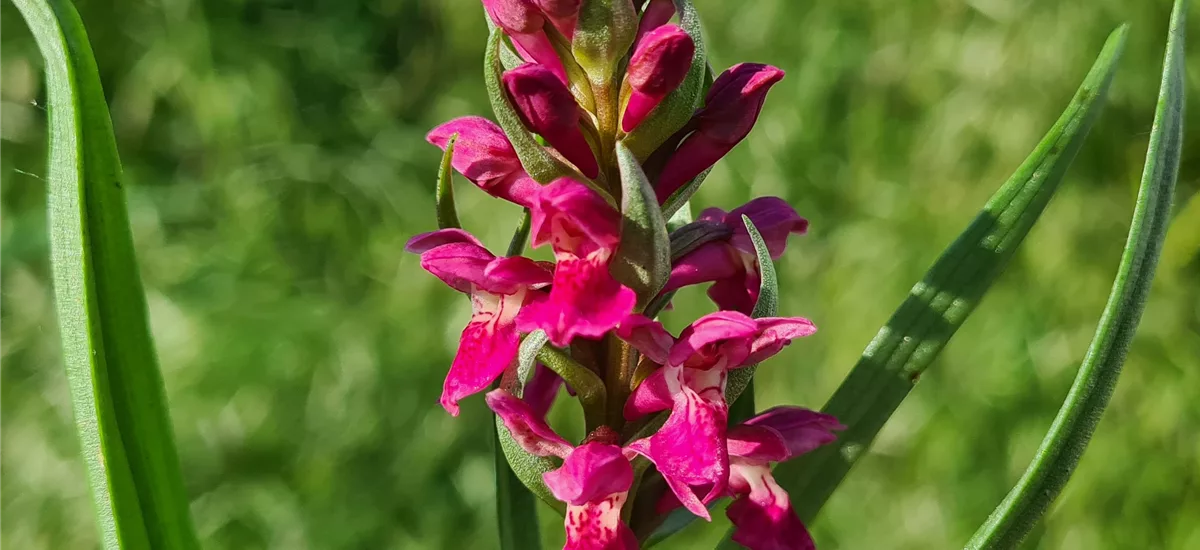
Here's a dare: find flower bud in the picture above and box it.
[634,0,675,44]
[533,0,581,38]
[483,0,568,83]
[503,64,600,178]
[656,63,785,202]
[621,24,694,132]
[572,0,638,83]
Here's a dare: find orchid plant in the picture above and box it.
[409,1,842,545]
[11,0,1189,549]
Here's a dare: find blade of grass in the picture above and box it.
[12,0,200,548]
[772,24,1131,527]
[966,2,1186,547]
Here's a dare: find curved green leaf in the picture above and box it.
[496,415,565,514]
[966,2,1186,547]
[645,217,779,546]
[613,142,671,308]
[773,24,1130,526]
[506,209,533,257]
[726,215,780,419]
[12,0,200,548]
[621,0,707,159]
[436,133,461,229]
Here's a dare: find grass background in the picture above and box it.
[2,0,1199,548]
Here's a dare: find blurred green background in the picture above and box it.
[3,0,1199,548]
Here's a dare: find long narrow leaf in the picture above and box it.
[494,428,544,550]
[774,25,1130,525]
[966,2,1186,547]
[13,1,199,548]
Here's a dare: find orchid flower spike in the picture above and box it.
[412,3,835,547]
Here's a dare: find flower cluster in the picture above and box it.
[407,1,842,548]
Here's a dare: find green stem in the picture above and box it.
[966,1,1186,547]
[592,79,620,190]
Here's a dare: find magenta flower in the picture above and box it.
[657,407,843,550]
[634,0,675,44]
[662,197,808,313]
[427,116,541,208]
[622,25,695,132]
[618,311,817,518]
[503,64,600,178]
[406,229,553,415]
[532,0,580,39]
[656,63,786,202]
[488,390,639,550]
[482,0,568,83]
[517,179,637,346]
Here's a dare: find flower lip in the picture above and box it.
[543,442,634,506]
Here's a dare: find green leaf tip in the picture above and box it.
[770,21,1130,527]
[966,4,1186,547]
[612,142,672,308]
[13,0,201,548]
[726,215,778,420]
[436,132,462,229]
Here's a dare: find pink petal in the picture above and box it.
[616,314,673,365]
[417,242,496,294]
[725,197,809,259]
[404,228,486,254]
[727,463,814,550]
[521,364,563,418]
[509,31,569,85]
[442,302,524,415]
[724,425,790,464]
[563,496,638,550]
[627,367,729,519]
[543,442,634,506]
[656,64,786,201]
[668,310,759,368]
[699,63,787,142]
[738,407,843,460]
[623,25,694,132]
[426,117,539,207]
[661,241,744,295]
[485,389,573,458]
[529,178,621,256]
[623,365,674,420]
[481,256,554,294]
[482,0,543,33]
[503,64,598,178]
[532,0,580,39]
[706,274,759,315]
[743,317,817,366]
[634,0,675,45]
[516,251,636,346]
[655,129,729,203]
